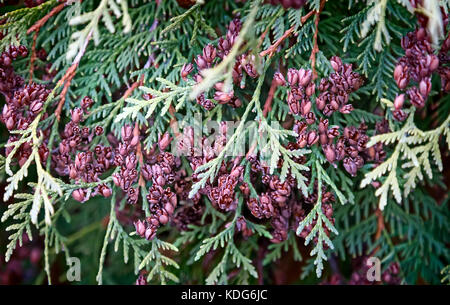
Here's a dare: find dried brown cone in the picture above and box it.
[246,194,275,219]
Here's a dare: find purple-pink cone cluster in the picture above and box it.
[392,11,449,121]
[181,19,258,110]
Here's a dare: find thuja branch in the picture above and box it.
[246,76,278,158]
[1,0,448,286]
[86,58,150,132]
[361,113,450,210]
[296,160,338,277]
[3,85,63,225]
[259,9,315,58]
[250,67,311,196]
[27,1,66,82]
[160,3,201,35]
[115,78,192,123]
[27,2,66,34]
[189,0,261,99]
[66,0,131,60]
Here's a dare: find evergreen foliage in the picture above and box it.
[0,0,448,285]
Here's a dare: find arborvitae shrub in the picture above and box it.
[0,0,449,285]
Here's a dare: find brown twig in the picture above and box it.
[310,0,326,80]
[260,26,294,58]
[27,2,66,82]
[55,63,77,121]
[136,132,146,189]
[29,32,38,84]
[123,75,144,100]
[369,208,385,256]
[374,208,385,241]
[259,10,315,58]
[27,2,66,35]
[262,78,278,117]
